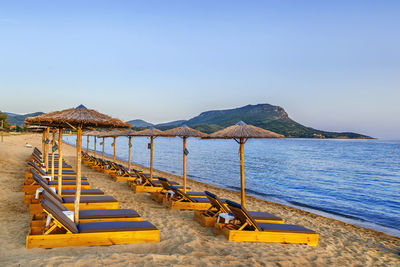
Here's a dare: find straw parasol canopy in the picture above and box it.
[27,125,47,132]
[83,130,103,136]
[161,125,208,138]
[130,127,163,137]
[129,128,164,179]
[96,129,138,172]
[25,104,131,129]
[96,129,134,161]
[83,130,105,157]
[25,105,131,223]
[208,121,284,139]
[209,121,284,207]
[161,125,208,192]
[98,129,134,137]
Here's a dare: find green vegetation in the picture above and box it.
[140,104,372,139]
[0,111,10,130]
[5,112,44,126]
[183,104,372,138]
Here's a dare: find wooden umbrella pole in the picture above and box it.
[94,136,97,157]
[240,137,245,207]
[42,131,45,156]
[113,136,116,161]
[183,136,187,193]
[86,135,89,153]
[45,127,50,172]
[74,125,82,223]
[51,128,56,181]
[102,137,105,161]
[128,136,132,172]
[57,128,63,196]
[150,136,153,179]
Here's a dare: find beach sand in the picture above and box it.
[0,133,399,266]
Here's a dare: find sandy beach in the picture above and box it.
[0,133,399,266]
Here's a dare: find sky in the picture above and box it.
[0,1,399,139]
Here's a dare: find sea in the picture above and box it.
[64,136,400,237]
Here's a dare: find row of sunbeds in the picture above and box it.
[81,151,319,246]
[23,147,160,249]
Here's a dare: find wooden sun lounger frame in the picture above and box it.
[128,172,164,193]
[22,182,91,194]
[150,178,194,203]
[26,210,159,249]
[109,163,142,182]
[29,199,119,215]
[214,201,318,246]
[194,192,284,227]
[162,187,211,210]
[24,190,104,205]
[30,212,142,227]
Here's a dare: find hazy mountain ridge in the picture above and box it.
[4,104,372,138]
[4,112,44,126]
[128,104,372,139]
[126,119,154,128]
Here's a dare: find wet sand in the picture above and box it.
[0,133,399,266]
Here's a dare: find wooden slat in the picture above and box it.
[26,229,160,249]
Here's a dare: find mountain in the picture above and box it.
[5,112,44,126]
[156,120,187,127]
[150,104,372,138]
[126,119,153,128]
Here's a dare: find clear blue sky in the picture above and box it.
[1,1,399,139]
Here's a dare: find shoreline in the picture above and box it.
[64,141,400,240]
[1,133,399,266]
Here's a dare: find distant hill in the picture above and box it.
[126,119,153,128]
[134,104,372,139]
[156,120,187,127]
[186,104,373,138]
[5,112,44,126]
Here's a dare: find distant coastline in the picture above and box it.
[3,103,373,139]
[127,103,373,139]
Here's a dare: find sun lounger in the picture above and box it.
[127,169,181,193]
[30,153,73,169]
[24,175,104,204]
[214,200,318,246]
[30,190,141,223]
[25,162,85,181]
[163,186,221,210]
[150,177,204,203]
[29,186,119,215]
[26,167,88,184]
[109,163,142,182]
[83,155,106,170]
[22,169,90,194]
[26,161,77,180]
[194,191,284,227]
[26,199,160,249]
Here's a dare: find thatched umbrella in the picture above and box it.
[50,128,57,180]
[84,130,102,158]
[0,120,5,142]
[98,129,129,161]
[129,128,163,179]
[0,123,6,143]
[161,125,208,193]
[25,104,130,223]
[44,127,50,171]
[208,121,284,207]
[27,125,47,154]
[100,129,137,172]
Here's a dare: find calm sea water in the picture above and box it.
[64,136,400,237]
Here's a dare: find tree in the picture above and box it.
[0,111,10,130]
